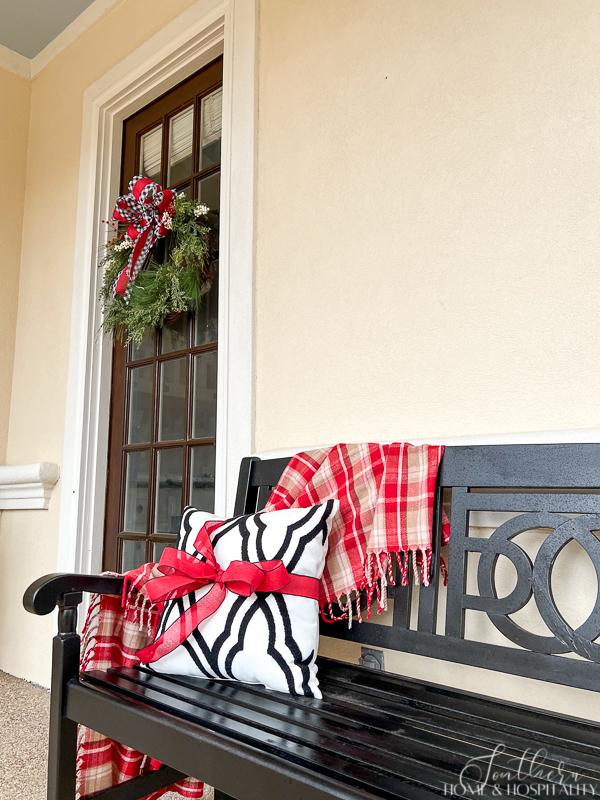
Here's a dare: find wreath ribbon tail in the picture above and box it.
[112,224,153,300]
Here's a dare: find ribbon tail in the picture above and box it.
[136,582,226,664]
[113,224,153,299]
[113,263,132,299]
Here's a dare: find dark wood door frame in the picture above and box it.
[103,57,223,571]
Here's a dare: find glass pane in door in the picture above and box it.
[123,451,150,532]
[155,447,184,533]
[158,358,187,441]
[190,445,215,511]
[161,314,189,353]
[192,351,217,438]
[199,88,222,169]
[195,273,218,346]
[139,126,162,183]
[153,541,171,562]
[127,365,153,444]
[167,106,194,185]
[121,539,147,571]
[197,172,220,212]
[131,328,155,360]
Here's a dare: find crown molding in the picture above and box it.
[31,0,121,77]
[0,42,31,79]
[0,0,121,81]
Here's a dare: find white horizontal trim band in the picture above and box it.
[254,426,600,462]
[256,428,600,531]
[0,462,60,510]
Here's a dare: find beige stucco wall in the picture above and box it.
[255,0,600,721]
[0,67,29,462]
[1,0,600,722]
[255,0,600,447]
[0,0,199,686]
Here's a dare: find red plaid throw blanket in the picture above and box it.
[77,570,206,800]
[264,442,449,621]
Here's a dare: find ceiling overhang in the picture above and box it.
[0,0,119,79]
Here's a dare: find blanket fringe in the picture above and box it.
[80,593,103,673]
[123,563,160,638]
[321,546,450,624]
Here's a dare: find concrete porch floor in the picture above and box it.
[0,671,49,800]
[0,671,213,800]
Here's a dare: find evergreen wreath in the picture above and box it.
[100,183,213,345]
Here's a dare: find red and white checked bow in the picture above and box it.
[132,522,320,664]
[111,176,175,300]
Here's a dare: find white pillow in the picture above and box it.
[143,501,338,698]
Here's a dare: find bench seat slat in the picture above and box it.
[317,681,600,780]
[79,659,600,799]
[67,678,385,800]
[125,667,599,791]
[120,668,519,777]
[82,669,460,798]
[319,660,600,752]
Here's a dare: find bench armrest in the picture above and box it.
[23,573,124,616]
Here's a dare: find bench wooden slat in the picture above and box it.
[80,669,454,799]
[67,678,383,800]
[319,661,600,756]
[439,443,600,488]
[80,662,600,798]
[247,444,600,490]
[126,667,598,792]
[133,662,600,781]
[123,668,510,776]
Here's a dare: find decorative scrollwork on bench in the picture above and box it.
[462,511,600,662]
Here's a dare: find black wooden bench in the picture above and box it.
[24,444,600,800]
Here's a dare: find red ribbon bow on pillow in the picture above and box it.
[111,176,175,300]
[135,522,320,664]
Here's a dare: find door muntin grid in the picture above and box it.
[104,62,222,572]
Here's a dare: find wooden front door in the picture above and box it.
[103,58,223,572]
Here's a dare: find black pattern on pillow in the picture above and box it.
[146,501,337,697]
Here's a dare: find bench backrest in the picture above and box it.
[233,444,600,692]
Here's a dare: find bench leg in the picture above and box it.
[47,594,81,800]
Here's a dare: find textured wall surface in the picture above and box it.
[255,0,600,448]
[0,0,198,685]
[0,67,29,463]
[256,0,600,720]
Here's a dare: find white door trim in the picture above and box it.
[57,0,256,574]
